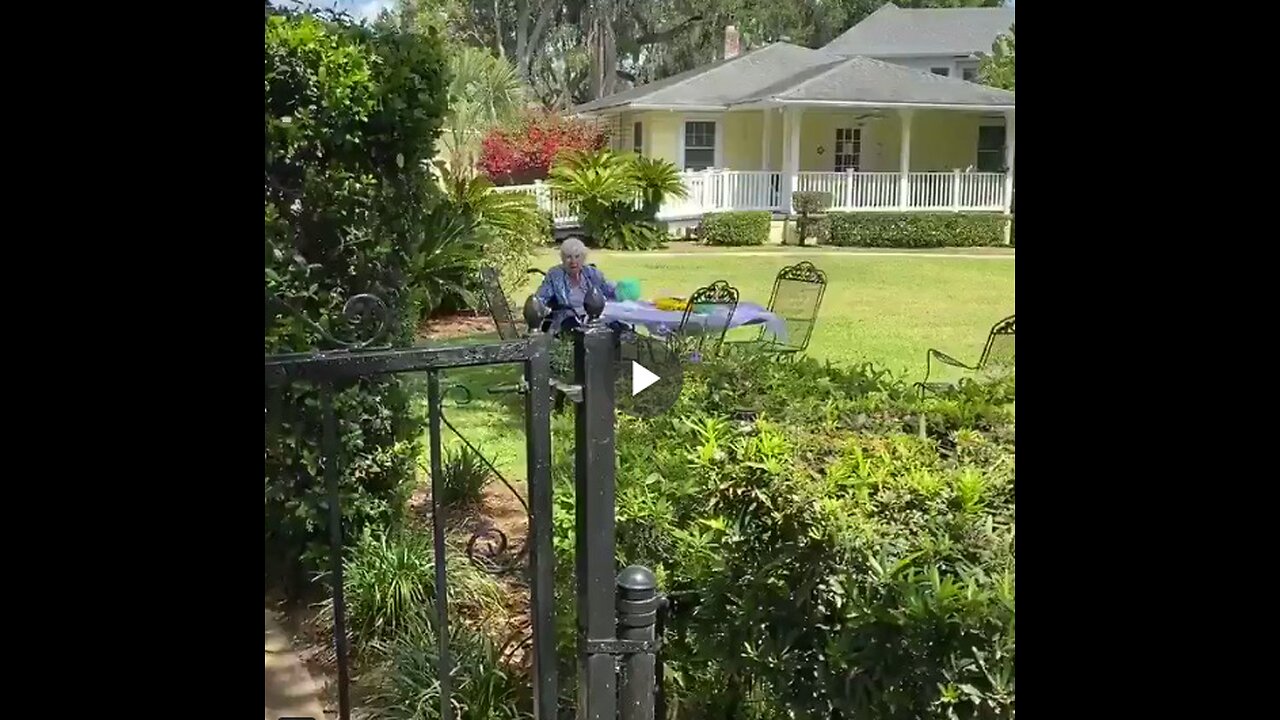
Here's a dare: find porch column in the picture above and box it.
[1002,110,1016,214]
[761,108,772,171]
[898,109,913,210]
[1002,109,1015,244]
[781,106,802,213]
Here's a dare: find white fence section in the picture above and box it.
[493,170,1007,223]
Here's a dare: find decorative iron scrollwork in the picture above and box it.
[992,315,1015,336]
[688,280,739,306]
[465,526,529,575]
[266,291,392,350]
[777,261,828,285]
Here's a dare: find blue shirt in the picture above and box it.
[535,265,617,331]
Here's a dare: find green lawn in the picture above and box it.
[431,248,1014,481]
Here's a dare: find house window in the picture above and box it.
[930,67,950,76]
[633,122,643,155]
[962,67,978,82]
[683,121,716,170]
[835,127,861,172]
[977,125,1006,172]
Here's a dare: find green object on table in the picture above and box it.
[615,278,642,301]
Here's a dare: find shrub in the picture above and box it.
[1010,215,1015,247]
[440,445,492,506]
[314,529,508,653]
[547,149,686,250]
[479,111,607,185]
[698,210,771,246]
[826,212,1007,248]
[790,191,832,215]
[549,348,1015,719]
[783,214,830,245]
[264,9,449,594]
[363,620,530,720]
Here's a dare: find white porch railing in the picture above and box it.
[494,169,1007,224]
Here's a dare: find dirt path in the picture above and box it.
[265,607,331,720]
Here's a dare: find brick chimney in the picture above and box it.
[724,25,741,59]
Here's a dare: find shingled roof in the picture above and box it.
[571,43,837,114]
[734,55,1014,108]
[822,3,1015,58]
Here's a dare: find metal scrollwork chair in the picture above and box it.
[673,280,739,359]
[728,261,827,357]
[917,314,1016,397]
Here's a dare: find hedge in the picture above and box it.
[698,210,771,246]
[783,215,830,245]
[827,212,1008,248]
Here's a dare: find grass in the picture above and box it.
[427,247,1014,482]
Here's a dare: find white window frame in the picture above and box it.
[929,67,950,77]
[676,114,724,170]
[976,121,1007,173]
[834,127,861,172]
[961,67,979,82]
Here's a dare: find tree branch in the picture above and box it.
[634,15,703,46]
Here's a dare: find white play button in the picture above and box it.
[631,361,660,396]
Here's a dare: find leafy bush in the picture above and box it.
[363,620,531,720]
[264,9,449,594]
[791,191,832,247]
[549,348,1015,719]
[1010,215,1015,247]
[479,110,607,185]
[440,445,492,507]
[783,214,831,245]
[547,149,686,250]
[790,191,832,215]
[698,211,770,246]
[827,212,1007,248]
[315,529,508,653]
[434,169,544,308]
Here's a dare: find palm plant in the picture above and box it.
[440,47,527,173]
[548,149,687,250]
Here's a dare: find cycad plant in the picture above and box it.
[548,149,688,250]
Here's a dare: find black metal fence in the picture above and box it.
[265,290,660,720]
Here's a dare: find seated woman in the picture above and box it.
[534,238,617,334]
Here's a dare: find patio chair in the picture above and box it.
[727,261,827,358]
[673,280,740,358]
[917,314,1016,397]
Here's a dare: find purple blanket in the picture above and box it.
[600,300,788,343]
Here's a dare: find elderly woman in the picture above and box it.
[535,238,617,334]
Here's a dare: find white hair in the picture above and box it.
[559,237,588,258]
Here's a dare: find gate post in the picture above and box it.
[575,287,619,720]
[617,566,659,720]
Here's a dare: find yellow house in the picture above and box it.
[508,4,1015,224]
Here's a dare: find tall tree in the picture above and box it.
[979,23,1014,90]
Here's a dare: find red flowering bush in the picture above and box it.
[479,111,607,185]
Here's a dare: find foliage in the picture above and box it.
[314,528,509,656]
[1009,215,1014,247]
[363,619,531,720]
[264,8,449,593]
[979,23,1014,91]
[479,111,607,185]
[435,168,546,303]
[698,210,771,246]
[826,212,1009,248]
[791,190,833,247]
[549,347,1015,719]
[790,190,832,215]
[547,149,687,249]
[783,215,831,245]
[440,46,528,173]
[440,445,493,506]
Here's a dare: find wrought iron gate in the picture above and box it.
[265,291,661,720]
